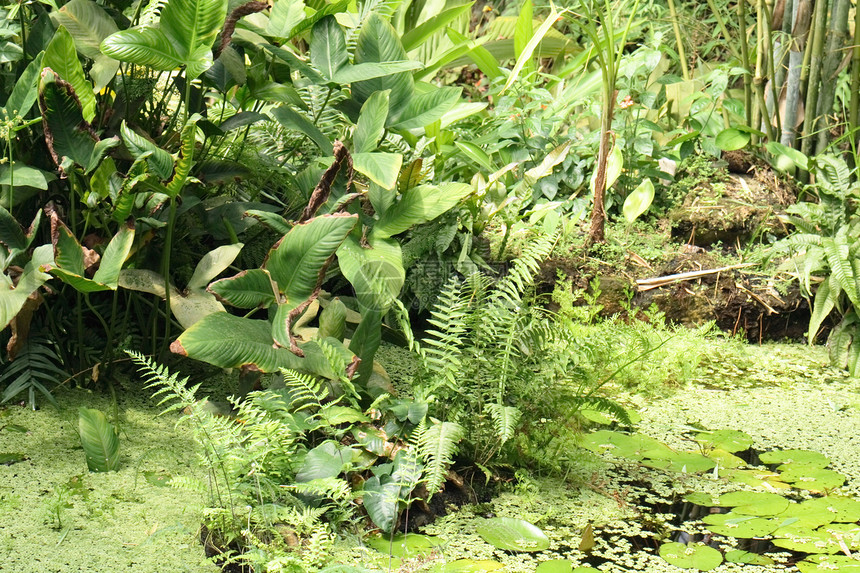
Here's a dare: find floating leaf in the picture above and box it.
[779,467,845,492]
[684,492,722,506]
[476,517,550,552]
[724,469,789,489]
[718,491,790,516]
[432,560,505,573]
[659,542,723,571]
[772,527,840,554]
[797,555,860,573]
[694,429,753,453]
[579,409,612,424]
[643,451,715,474]
[143,471,172,487]
[724,550,774,565]
[705,448,745,469]
[760,449,830,468]
[366,533,443,558]
[800,496,860,523]
[702,512,780,537]
[579,430,673,461]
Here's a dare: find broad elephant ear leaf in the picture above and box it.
[78,407,120,472]
[264,214,358,309]
[352,13,414,120]
[372,183,472,238]
[39,68,119,175]
[43,26,96,123]
[0,244,53,330]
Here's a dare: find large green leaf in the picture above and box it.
[389,86,461,130]
[90,220,135,288]
[352,13,414,119]
[266,0,306,39]
[5,52,44,118]
[100,28,183,73]
[372,183,472,238]
[120,122,174,180]
[39,69,119,174]
[0,244,53,330]
[270,105,333,154]
[171,312,307,371]
[310,16,348,80]
[53,0,119,92]
[622,178,655,223]
[208,269,278,308]
[353,153,403,189]
[355,90,390,153]
[476,517,550,552]
[160,0,228,79]
[337,234,404,308]
[78,407,120,472]
[0,164,54,191]
[401,3,472,52]
[43,26,96,122]
[332,61,423,84]
[265,214,358,308]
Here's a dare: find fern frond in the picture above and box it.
[420,276,468,389]
[286,478,354,502]
[486,403,521,445]
[416,420,463,496]
[574,396,632,425]
[823,234,860,308]
[0,337,65,410]
[282,368,329,413]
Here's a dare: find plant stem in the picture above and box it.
[850,0,860,152]
[666,0,689,80]
[738,0,753,127]
[815,0,850,152]
[160,198,178,359]
[800,0,830,158]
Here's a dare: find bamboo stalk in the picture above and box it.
[780,0,810,147]
[667,0,689,80]
[799,0,831,158]
[850,0,860,151]
[705,0,741,60]
[815,0,851,151]
[752,0,766,142]
[738,0,753,127]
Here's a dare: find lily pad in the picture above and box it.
[759,449,830,469]
[366,533,443,558]
[723,469,789,489]
[535,560,572,573]
[772,527,840,553]
[777,501,836,529]
[579,430,673,461]
[684,492,723,507]
[724,550,774,565]
[819,524,860,550]
[779,467,845,492]
[580,409,613,425]
[718,491,790,516]
[702,512,780,537]
[798,496,860,523]
[797,555,860,573]
[659,542,723,571]
[695,429,753,453]
[143,471,172,487]
[476,517,550,552]
[705,448,746,469]
[432,560,505,572]
[643,451,716,474]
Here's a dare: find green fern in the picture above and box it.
[282,368,330,414]
[0,337,65,410]
[486,403,521,445]
[574,396,632,426]
[416,419,464,497]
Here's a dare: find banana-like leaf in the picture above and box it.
[0,244,53,330]
[5,52,44,119]
[355,90,390,154]
[372,183,472,238]
[401,3,473,52]
[310,16,348,80]
[43,26,96,122]
[209,269,278,308]
[318,297,347,341]
[389,86,460,130]
[270,105,333,154]
[337,234,404,308]
[120,122,174,180]
[165,115,200,197]
[39,69,119,174]
[78,407,120,472]
[332,61,424,84]
[622,178,655,223]
[172,311,331,372]
[266,0,306,39]
[53,0,119,92]
[100,28,183,72]
[119,244,241,328]
[245,210,293,235]
[0,207,29,252]
[352,13,414,120]
[353,153,402,189]
[265,214,358,307]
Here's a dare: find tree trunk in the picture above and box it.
[586,89,616,247]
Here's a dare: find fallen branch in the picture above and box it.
[636,263,757,291]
